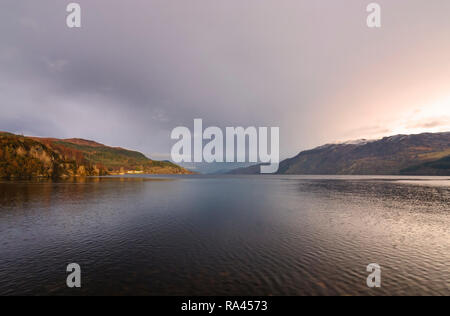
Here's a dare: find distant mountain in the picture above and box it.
[178,161,255,174]
[230,132,450,175]
[0,132,193,179]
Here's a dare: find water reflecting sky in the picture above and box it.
[0,176,448,295]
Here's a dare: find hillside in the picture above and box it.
[0,132,192,179]
[230,132,450,175]
[400,155,450,176]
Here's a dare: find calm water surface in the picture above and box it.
[0,175,448,295]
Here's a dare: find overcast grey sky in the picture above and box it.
[1,0,450,165]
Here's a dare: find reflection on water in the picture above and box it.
[0,176,448,296]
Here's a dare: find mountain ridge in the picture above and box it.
[229,132,450,175]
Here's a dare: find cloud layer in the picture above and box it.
[1,0,449,165]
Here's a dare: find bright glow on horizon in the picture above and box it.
[390,96,450,136]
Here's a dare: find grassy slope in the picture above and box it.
[48,139,187,174]
[400,156,450,175]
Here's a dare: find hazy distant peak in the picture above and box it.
[315,138,377,150]
[340,139,376,145]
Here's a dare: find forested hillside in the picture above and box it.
[0,132,192,179]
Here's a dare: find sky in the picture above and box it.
[1,1,450,171]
